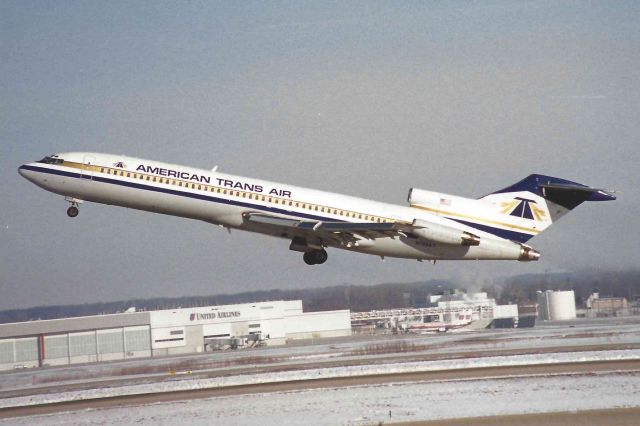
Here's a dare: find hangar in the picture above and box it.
[0,300,351,371]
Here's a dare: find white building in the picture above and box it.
[537,290,576,321]
[429,291,515,322]
[351,291,522,333]
[0,300,351,371]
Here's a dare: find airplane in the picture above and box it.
[18,152,615,265]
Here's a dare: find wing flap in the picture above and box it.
[242,212,305,228]
[242,212,408,245]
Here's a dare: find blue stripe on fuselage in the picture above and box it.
[22,164,534,243]
[18,164,341,223]
[445,217,534,243]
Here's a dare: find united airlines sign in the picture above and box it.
[189,311,241,321]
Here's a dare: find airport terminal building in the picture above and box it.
[0,301,351,371]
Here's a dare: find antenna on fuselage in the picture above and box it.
[211,166,218,172]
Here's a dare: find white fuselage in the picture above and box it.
[19,152,533,262]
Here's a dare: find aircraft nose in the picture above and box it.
[18,164,35,182]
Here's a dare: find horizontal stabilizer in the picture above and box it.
[539,182,616,209]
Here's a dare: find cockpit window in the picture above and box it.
[38,155,64,165]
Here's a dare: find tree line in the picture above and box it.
[1,269,638,324]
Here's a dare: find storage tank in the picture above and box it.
[537,290,576,321]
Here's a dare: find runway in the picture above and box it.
[398,408,640,426]
[1,359,639,420]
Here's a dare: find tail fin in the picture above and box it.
[478,174,615,242]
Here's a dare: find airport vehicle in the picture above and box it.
[19,153,615,265]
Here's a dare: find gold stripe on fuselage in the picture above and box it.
[410,204,539,235]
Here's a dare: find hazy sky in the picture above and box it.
[1,1,638,310]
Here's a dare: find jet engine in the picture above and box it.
[411,219,480,246]
[408,188,460,207]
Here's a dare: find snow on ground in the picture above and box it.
[1,349,638,409]
[3,371,639,425]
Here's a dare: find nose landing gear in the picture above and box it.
[303,249,328,265]
[64,197,83,218]
[67,206,79,218]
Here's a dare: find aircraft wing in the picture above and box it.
[242,212,408,247]
[243,211,487,248]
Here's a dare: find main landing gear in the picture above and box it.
[303,249,328,265]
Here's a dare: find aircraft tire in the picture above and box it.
[67,206,79,218]
[303,251,316,265]
[303,249,328,265]
[315,249,328,264]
